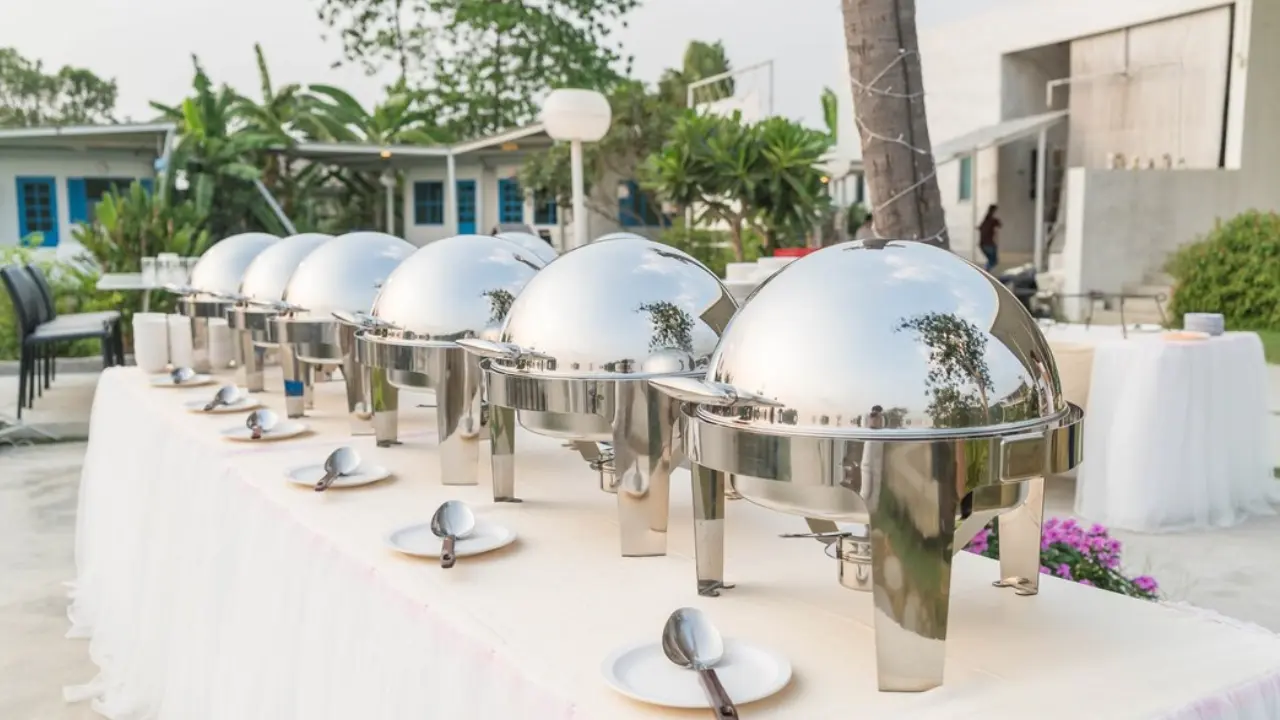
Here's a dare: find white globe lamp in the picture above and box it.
[541,89,611,250]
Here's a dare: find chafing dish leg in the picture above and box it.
[190,316,212,373]
[239,332,265,392]
[370,367,399,445]
[344,355,375,436]
[867,503,956,692]
[436,348,481,486]
[281,345,308,418]
[993,476,1045,596]
[489,406,520,502]
[615,464,670,556]
[692,464,734,596]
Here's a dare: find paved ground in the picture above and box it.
[3,367,1280,718]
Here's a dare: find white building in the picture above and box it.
[840,0,1280,316]
[290,124,667,249]
[0,124,170,254]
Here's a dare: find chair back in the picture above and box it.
[0,264,43,339]
[24,264,56,323]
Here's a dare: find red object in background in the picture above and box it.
[773,248,817,258]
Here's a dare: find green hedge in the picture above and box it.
[1167,210,1280,331]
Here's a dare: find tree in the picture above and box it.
[841,0,948,248]
[820,86,839,141]
[657,40,734,109]
[0,48,118,127]
[645,111,831,260]
[315,0,638,138]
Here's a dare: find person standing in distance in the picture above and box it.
[978,204,1001,271]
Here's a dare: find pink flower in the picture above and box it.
[1078,579,1094,587]
[1133,576,1159,594]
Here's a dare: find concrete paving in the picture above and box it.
[2,366,1280,718]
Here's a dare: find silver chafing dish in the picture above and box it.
[172,232,280,372]
[271,232,415,427]
[225,233,333,391]
[650,239,1084,692]
[459,235,738,556]
[352,234,545,483]
[495,231,559,265]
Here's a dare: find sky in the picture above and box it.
[0,0,1003,131]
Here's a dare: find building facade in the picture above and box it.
[0,124,168,253]
[840,0,1280,314]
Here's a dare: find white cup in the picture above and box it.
[132,312,170,373]
[166,314,195,370]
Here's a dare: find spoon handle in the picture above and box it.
[251,426,263,440]
[314,471,338,492]
[696,669,737,718]
[440,535,457,569]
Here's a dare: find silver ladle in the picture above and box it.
[171,367,196,385]
[661,608,737,719]
[314,446,362,492]
[204,385,240,412]
[429,500,475,570]
[246,408,278,440]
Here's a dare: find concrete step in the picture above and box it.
[1120,284,1173,299]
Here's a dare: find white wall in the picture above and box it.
[1061,167,1242,317]
[0,148,155,251]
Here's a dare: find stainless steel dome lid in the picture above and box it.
[671,239,1066,438]
[495,231,558,265]
[189,232,280,299]
[366,234,544,343]
[280,232,415,318]
[479,236,738,377]
[238,233,333,303]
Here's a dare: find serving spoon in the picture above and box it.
[662,608,737,719]
[429,501,476,569]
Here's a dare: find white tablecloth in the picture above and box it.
[1074,332,1277,532]
[68,368,1280,719]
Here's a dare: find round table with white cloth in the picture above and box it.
[1073,331,1277,532]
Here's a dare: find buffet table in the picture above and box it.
[68,367,1280,719]
[1073,332,1277,532]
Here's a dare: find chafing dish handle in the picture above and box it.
[648,377,782,408]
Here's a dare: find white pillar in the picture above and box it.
[475,166,487,234]
[1034,127,1048,271]
[445,153,458,235]
[968,151,980,264]
[570,139,587,249]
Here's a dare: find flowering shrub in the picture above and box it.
[966,517,1159,600]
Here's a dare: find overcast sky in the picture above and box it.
[0,0,1002,130]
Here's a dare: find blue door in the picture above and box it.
[456,180,477,234]
[16,177,59,247]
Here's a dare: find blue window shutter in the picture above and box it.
[67,178,88,224]
[139,178,154,195]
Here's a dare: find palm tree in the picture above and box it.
[841,0,948,248]
[658,40,734,108]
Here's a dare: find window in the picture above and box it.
[533,191,556,225]
[17,177,58,246]
[498,178,524,223]
[958,156,973,201]
[68,176,151,223]
[413,181,444,225]
[618,180,669,227]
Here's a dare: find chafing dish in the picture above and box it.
[225,233,333,391]
[173,232,280,372]
[353,234,545,484]
[650,239,1084,692]
[271,232,415,428]
[495,231,559,265]
[459,234,738,556]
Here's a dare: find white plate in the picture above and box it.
[601,638,791,709]
[286,463,391,489]
[149,374,215,388]
[384,519,516,558]
[183,394,261,414]
[219,421,309,442]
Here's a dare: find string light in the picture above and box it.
[848,47,948,246]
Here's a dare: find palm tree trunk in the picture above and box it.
[842,0,949,249]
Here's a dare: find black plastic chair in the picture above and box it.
[23,264,123,392]
[0,265,120,418]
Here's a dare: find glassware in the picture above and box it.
[141,257,157,287]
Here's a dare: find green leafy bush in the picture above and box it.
[1167,210,1280,330]
[658,224,764,278]
[70,181,212,273]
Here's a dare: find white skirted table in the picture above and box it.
[1073,332,1277,532]
[67,368,1280,719]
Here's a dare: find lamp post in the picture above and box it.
[541,89,611,250]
